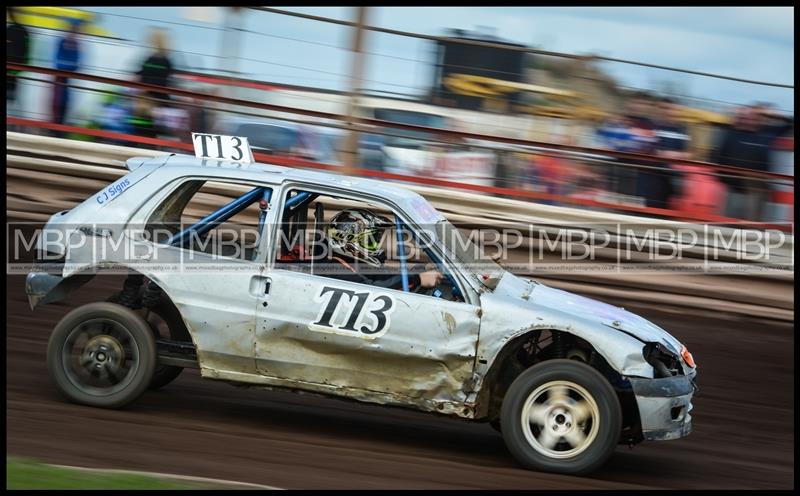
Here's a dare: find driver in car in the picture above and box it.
[322,208,443,291]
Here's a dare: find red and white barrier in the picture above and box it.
[767,137,794,224]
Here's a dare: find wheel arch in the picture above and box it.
[473,327,642,442]
[29,264,195,345]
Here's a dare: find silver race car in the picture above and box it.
[26,133,697,475]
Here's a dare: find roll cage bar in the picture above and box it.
[167,186,273,251]
[167,185,459,296]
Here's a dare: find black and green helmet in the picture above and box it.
[326,208,392,267]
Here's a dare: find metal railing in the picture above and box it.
[7,63,794,231]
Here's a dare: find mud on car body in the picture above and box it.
[26,134,697,475]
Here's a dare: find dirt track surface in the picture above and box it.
[6,274,793,490]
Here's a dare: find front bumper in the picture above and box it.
[629,372,697,441]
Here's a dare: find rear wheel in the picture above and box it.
[107,289,189,390]
[500,359,621,475]
[47,302,156,408]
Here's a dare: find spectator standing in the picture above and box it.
[595,114,635,152]
[51,19,82,128]
[711,104,792,221]
[654,99,691,159]
[625,95,659,156]
[137,28,174,105]
[7,7,31,120]
[625,94,661,207]
[136,28,187,142]
[657,99,726,216]
[594,113,636,200]
[753,102,794,143]
[638,98,690,209]
[596,93,658,203]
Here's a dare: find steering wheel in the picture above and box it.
[412,272,460,301]
[414,281,449,299]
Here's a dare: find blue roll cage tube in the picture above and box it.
[169,186,271,247]
[257,189,271,233]
[283,191,318,217]
[395,217,410,292]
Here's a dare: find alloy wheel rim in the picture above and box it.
[520,380,600,459]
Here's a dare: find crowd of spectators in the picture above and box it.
[6,8,205,146]
[533,92,794,221]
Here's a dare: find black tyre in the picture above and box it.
[500,359,621,475]
[107,290,187,390]
[46,302,156,409]
[147,355,184,390]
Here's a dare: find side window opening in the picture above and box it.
[275,189,464,302]
[145,179,272,261]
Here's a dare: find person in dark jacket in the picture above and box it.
[137,28,174,105]
[625,95,659,156]
[323,208,443,291]
[752,102,794,142]
[7,7,31,115]
[638,98,691,209]
[618,93,658,199]
[51,19,82,128]
[711,104,793,220]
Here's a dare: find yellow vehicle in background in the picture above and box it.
[8,7,114,38]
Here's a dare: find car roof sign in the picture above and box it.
[191,133,254,164]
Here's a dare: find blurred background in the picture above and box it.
[6,6,794,226]
[5,7,795,490]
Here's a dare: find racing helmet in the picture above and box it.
[326,208,392,267]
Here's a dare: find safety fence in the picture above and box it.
[7,63,795,232]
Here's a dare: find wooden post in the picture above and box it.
[341,6,369,175]
[218,7,243,101]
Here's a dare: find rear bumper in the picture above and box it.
[25,271,63,309]
[25,271,93,309]
[629,372,697,441]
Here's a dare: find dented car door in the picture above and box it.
[253,268,481,408]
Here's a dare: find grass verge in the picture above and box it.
[6,457,206,490]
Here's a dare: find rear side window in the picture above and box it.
[145,179,271,261]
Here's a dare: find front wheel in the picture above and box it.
[500,359,621,475]
[46,302,157,409]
